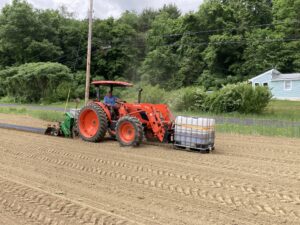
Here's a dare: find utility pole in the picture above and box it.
[85,0,93,105]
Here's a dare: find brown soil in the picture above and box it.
[0,115,299,225]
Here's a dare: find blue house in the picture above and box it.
[249,69,300,100]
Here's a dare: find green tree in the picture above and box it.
[272,0,300,72]
[0,0,39,65]
[196,0,273,83]
[58,18,87,71]
[177,13,209,86]
[92,17,140,81]
[141,11,183,89]
[1,62,72,102]
[137,8,159,32]
[242,29,284,77]
[159,4,181,19]
[0,0,299,98]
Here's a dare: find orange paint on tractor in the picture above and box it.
[118,121,135,144]
[118,103,174,142]
[77,81,174,146]
[78,108,99,137]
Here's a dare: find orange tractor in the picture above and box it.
[77,81,175,146]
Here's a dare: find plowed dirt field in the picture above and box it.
[0,122,299,224]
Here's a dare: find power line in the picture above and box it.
[73,35,83,71]
[23,19,300,64]
[157,37,300,48]
[93,35,300,49]
[5,22,300,77]
[159,19,300,38]
[19,36,300,69]
[88,20,300,51]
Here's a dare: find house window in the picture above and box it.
[255,83,260,86]
[263,83,268,87]
[284,81,292,90]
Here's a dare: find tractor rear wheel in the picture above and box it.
[116,116,143,147]
[78,103,108,142]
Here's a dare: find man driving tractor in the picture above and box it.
[104,90,121,119]
[104,91,120,108]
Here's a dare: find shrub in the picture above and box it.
[208,82,272,114]
[119,84,167,104]
[52,81,73,102]
[239,85,272,113]
[140,85,167,104]
[0,96,16,103]
[208,84,243,113]
[168,87,207,111]
[168,82,271,114]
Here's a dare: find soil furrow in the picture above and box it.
[0,176,138,225]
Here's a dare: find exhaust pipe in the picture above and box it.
[138,88,143,103]
[96,86,100,101]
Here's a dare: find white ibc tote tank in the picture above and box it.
[174,116,215,150]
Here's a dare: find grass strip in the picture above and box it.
[0,107,64,122]
[217,123,300,138]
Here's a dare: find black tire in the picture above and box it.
[116,116,143,147]
[78,103,108,142]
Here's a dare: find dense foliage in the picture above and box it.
[168,83,272,114]
[1,0,300,88]
[0,63,72,102]
[0,0,297,111]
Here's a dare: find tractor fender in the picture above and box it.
[93,102,112,122]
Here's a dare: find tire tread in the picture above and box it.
[116,116,143,147]
[78,103,108,142]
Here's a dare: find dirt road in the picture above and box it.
[0,128,299,225]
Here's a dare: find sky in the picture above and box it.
[0,0,204,19]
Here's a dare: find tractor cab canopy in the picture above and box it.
[92,81,133,88]
[92,81,134,102]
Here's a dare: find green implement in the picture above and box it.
[60,112,75,137]
[45,111,79,138]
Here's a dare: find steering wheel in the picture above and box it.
[116,100,126,104]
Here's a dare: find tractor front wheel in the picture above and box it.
[116,116,143,147]
[78,103,108,142]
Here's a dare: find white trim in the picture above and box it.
[284,80,292,91]
[249,69,280,82]
[249,72,269,82]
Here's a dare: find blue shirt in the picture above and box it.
[104,96,117,106]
